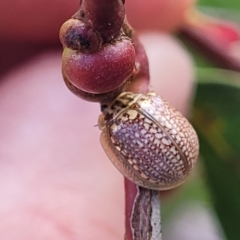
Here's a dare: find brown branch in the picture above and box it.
[124,179,138,240]
[124,179,162,240]
[60,2,162,239]
[127,33,150,93]
[124,33,162,240]
[75,0,125,43]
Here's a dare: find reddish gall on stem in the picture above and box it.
[62,71,131,103]
[59,19,100,53]
[62,39,136,94]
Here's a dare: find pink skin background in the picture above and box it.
[0,0,195,239]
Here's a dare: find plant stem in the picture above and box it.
[61,1,163,239]
[127,34,150,93]
[78,0,125,42]
[124,179,162,240]
[123,28,162,240]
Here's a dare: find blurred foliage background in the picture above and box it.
[162,1,240,240]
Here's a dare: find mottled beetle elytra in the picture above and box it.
[98,91,199,190]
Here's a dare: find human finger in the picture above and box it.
[0,33,194,239]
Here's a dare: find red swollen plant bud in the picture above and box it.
[62,71,131,103]
[62,39,136,94]
[59,19,101,53]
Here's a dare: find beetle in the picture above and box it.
[98,91,199,190]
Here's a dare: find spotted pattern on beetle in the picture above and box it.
[99,91,199,190]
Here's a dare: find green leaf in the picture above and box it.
[199,0,240,10]
[198,6,240,23]
[192,68,240,240]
